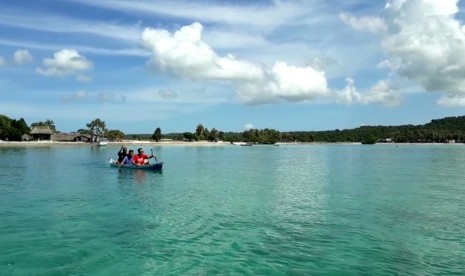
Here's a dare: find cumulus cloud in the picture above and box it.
[337,78,400,106]
[236,61,328,104]
[141,22,328,104]
[345,0,465,107]
[13,49,33,64]
[36,49,93,77]
[141,22,264,81]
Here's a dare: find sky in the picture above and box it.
[1,0,465,133]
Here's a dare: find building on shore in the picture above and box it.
[29,126,91,142]
[29,126,53,141]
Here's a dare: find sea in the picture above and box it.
[0,143,464,275]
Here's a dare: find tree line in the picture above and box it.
[2,114,465,144]
[168,116,465,144]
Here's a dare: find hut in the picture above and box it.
[51,133,92,142]
[29,126,53,141]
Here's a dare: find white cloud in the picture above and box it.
[13,49,33,64]
[37,49,93,77]
[337,78,400,106]
[438,94,465,107]
[385,0,459,16]
[0,56,5,66]
[141,22,328,105]
[340,13,387,33]
[236,61,328,104]
[243,123,254,130]
[338,78,362,105]
[141,22,264,81]
[365,79,400,105]
[346,0,465,104]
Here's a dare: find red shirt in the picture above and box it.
[132,153,149,165]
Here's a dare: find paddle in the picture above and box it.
[151,149,159,162]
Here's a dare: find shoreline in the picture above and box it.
[0,140,463,147]
[0,140,232,147]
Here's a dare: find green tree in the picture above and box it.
[10,118,30,141]
[86,118,107,143]
[31,119,56,132]
[0,115,30,141]
[152,127,162,142]
[183,132,194,141]
[195,124,206,140]
[0,115,11,139]
[107,129,125,141]
[77,128,90,134]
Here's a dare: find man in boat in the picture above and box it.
[132,148,155,166]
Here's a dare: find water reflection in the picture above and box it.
[116,168,161,184]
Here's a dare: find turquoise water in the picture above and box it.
[0,144,464,275]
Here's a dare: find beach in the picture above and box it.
[0,140,231,147]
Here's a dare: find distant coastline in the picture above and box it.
[0,140,231,147]
[0,140,463,147]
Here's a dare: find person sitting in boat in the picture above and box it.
[117,146,129,164]
[132,148,155,166]
[120,149,135,165]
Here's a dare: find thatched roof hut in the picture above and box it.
[30,126,53,140]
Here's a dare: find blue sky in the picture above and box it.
[1,0,465,133]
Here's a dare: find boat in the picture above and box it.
[109,159,163,171]
[232,142,253,146]
[98,138,108,146]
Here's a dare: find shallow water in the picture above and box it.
[0,144,464,275]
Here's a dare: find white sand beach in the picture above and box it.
[0,140,232,147]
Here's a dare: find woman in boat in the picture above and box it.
[117,146,129,164]
[120,149,135,165]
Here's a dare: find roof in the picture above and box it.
[52,133,92,141]
[51,133,75,141]
[30,126,54,134]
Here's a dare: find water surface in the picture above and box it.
[0,144,464,275]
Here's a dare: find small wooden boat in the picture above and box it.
[109,159,163,171]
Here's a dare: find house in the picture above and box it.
[29,126,53,141]
[51,133,92,142]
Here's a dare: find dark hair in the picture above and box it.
[138,148,143,152]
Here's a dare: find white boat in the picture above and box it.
[97,139,108,146]
[232,142,253,146]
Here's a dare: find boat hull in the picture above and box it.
[109,159,163,171]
